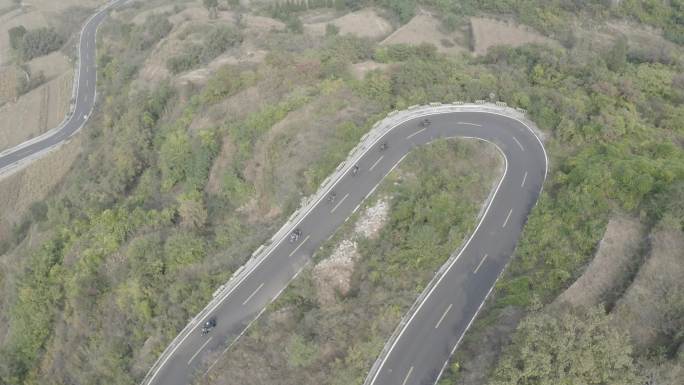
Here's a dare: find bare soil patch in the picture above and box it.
[381,12,467,55]
[613,226,684,352]
[0,71,72,151]
[350,60,389,80]
[242,14,285,32]
[470,17,558,55]
[555,215,644,308]
[305,8,393,40]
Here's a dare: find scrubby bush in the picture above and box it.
[166,26,242,74]
[16,27,64,60]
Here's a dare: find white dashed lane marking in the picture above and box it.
[187,337,212,365]
[473,254,488,274]
[288,235,310,257]
[242,283,264,306]
[434,304,453,329]
[369,155,384,171]
[401,366,414,385]
[330,193,349,213]
[502,209,513,228]
[513,137,524,151]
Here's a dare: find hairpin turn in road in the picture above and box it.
[142,107,547,385]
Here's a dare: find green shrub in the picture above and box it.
[17,27,64,60]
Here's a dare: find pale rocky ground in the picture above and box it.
[313,197,390,306]
[354,197,390,239]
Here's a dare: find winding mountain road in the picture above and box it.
[0,0,127,176]
[0,1,547,384]
[143,108,547,385]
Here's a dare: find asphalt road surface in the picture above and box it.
[0,0,127,173]
[145,111,547,385]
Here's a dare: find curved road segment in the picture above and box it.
[0,0,127,175]
[145,111,547,385]
[0,1,546,383]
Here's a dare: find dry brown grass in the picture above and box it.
[304,8,393,40]
[612,225,684,352]
[27,51,71,81]
[470,17,558,55]
[0,70,72,151]
[381,12,467,55]
[0,136,81,241]
[555,215,645,308]
[0,65,20,104]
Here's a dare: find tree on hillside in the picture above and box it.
[203,0,219,18]
[492,306,640,385]
[8,25,26,50]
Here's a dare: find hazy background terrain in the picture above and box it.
[0,0,682,384]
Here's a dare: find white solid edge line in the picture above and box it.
[434,304,453,329]
[241,283,264,306]
[330,193,349,213]
[187,337,212,365]
[367,138,510,385]
[473,254,488,274]
[147,108,548,385]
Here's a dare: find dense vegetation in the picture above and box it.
[0,0,682,384]
[7,26,65,61]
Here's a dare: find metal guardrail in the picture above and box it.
[140,102,534,385]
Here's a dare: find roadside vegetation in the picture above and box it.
[199,139,501,385]
[0,0,682,384]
